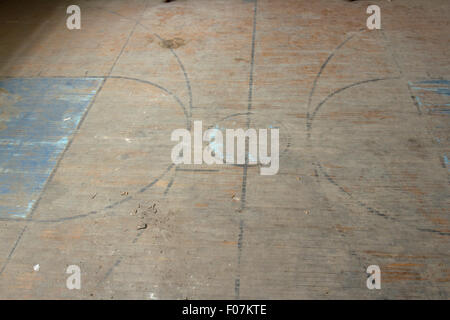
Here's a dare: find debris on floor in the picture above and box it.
[159,37,185,49]
[137,223,147,230]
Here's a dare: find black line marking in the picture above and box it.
[0,1,198,281]
[310,83,445,236]
[108,18,139,75]
[303,30,432,234]
[0,3,153,275]
[91,6,194,128]
[98,165,175,286]
[163,173,176,196]
[235,219,244,298]
[417,228,450,237]
[219,112,253,123]
[0,76,184,224]
[28,78,107,219]
[153,34,193,120]
[98,230,150,287]
[316,162,391,220]
[97,257,122,288]
[0,225,27,276]
[235,0,258,300]
[240,0,258,212]
[169,48,193,122]
[315,124,448,236]
[407,82,423,115]
[307,77,399,136]
[139,163,175,193]
[234,278,240,298]
[132,229,146,244]
[380,30,422,116]
[108,76,190,129]
[307,77,398,223]
[306,31,363,114]
[211,113,292,161]
[246,4,257,117]
[0,75,189,131]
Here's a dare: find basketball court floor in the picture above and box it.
[0,0,448,299]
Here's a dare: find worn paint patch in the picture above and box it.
[409,79,450,115]
[443,155,450,172]
[409,80,450,177]
[0,78,102,218]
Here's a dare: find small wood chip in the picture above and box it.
[137,223,147,230]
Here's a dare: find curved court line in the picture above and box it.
[1,6,194,224]
[312,87,449,235]
[0,75,185,223]
[307,77,408,223]
[152,34,194,121]
[306,29,365,114]
[303,29,394,220]
[317,160,450,236]
[306,77,400,222]
[91,6,194,126]
[108,75,190,130]
[307,77,399,132]
[0,164,175,224]
[0,2,192,278]
[306,74,448,235]
[316,162,392,220]
[303,30,449,236]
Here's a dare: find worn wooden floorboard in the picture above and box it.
[0,0,448,299]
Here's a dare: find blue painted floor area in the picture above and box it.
[0,78,102,218]
[409,79,450,115]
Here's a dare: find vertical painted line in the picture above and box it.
[236,0,258,300]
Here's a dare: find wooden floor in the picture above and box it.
[0,0,448,299]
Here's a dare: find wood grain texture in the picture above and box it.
[0,0,448,299]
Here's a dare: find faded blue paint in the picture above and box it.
[414,96,423,108]
[430,108,450,115]
[0,78,102,218]
[444,155,450,172]
[416,79,450,86]
[410,86,450,96]
[409,79,450,115]
[409,80,450,173]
